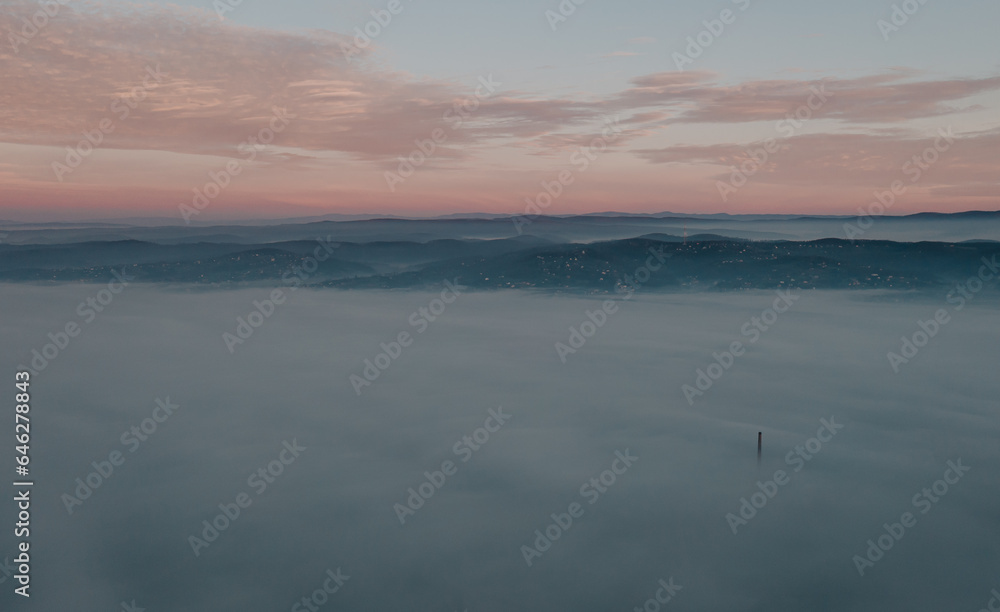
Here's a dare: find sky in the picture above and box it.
[0,0,998,221]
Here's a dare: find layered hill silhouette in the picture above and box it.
[1,232,996,292]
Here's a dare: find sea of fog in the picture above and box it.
[0,284,997,611]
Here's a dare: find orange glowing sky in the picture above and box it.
[1,1,998,221]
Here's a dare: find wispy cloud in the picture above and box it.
[2,2,999,216]
[636,128,1000,199]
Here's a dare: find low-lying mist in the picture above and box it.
[0,284,997,611]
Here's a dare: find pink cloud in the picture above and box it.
[1,3,998,218]
[610,71,1000,125]
[635,129,1000,188]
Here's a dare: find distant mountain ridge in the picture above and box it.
[2,234,997,293]
[2,209,998,230]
